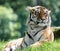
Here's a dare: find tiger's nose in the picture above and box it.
[41,17,46,20]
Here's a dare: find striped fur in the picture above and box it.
[3,6,54,51]
[20,6,54,49]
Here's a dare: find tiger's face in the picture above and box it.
[28,6,51,20]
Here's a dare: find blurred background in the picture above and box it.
[0,0,60,41]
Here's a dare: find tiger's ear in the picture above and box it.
[26,6,35,12]
[27,6,32,10]
[48,10,51,14]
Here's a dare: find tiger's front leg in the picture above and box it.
[30,26,54,47]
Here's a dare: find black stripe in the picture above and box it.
[30,13,31,19]
[28,13,34,24]
[33,30,40,37]
[20,45,23,49]
[33,26,47,37]
[27,33,34,40]
[10,48,12,51]
[28,13,31,24]
[30,13,32,21]
[30,27,34,30]
[24,41,28,46]
[37,34,43,41]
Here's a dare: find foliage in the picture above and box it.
[0,41,7,51]
[0,6,19,40]
[0,0,60,40]
[52,27,60,39]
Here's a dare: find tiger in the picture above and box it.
[3,6,54,51]
[21,6,54,47]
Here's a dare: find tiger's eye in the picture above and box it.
[32,16,35,18]
[37,7,39,9]
[44,12,46,15]
[32,9,35,11]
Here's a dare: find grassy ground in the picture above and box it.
[21,39,60,51]
[0,41,6,51]
[0,39,60,51]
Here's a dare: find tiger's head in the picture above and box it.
[28,6,51,20]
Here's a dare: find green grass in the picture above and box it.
[0,41,7,51]
[0,39,60,51]
[21,39,60,51]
